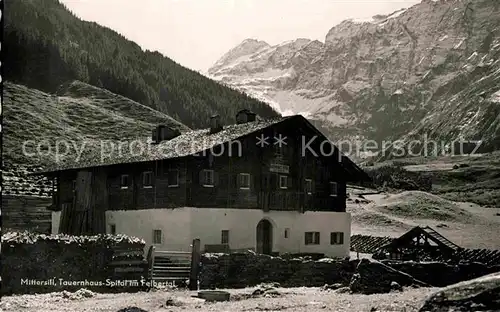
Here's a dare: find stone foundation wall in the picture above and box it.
[199,253,357,289]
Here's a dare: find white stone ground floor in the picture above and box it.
[51,208,351,258]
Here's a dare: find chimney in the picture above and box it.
[236,109,257,124]
[152,125,181,144]
[209,114,223,134]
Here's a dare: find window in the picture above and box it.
[330,182,338,196]
[72,180,76,192]
[168,169,179,187]
[330,232,344,245]
[284,228,290,238]
[110,224,116,235]
[239,173,250,189]
[221,230,229,244]
[143,171,153,188]
[305,232,320,245]
[153,229,162,244]
[279,175,288,189]
[304,179,312,195]
[202,169,214,187]
[120,175,129,189]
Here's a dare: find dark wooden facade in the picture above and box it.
[52,118,351,220]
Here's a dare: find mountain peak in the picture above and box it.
[209,39,271,73]
[208,0,500,152]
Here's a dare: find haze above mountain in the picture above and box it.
[209,0,500,155]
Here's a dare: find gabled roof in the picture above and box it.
[37,116,290,174]
[381,226,461,252]
[35,114,371,182]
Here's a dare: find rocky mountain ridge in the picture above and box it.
[209,0,500,157]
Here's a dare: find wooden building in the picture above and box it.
[374,226,461,261]
[39,110,370,257]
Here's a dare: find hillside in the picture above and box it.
[2,81,190,197]
[3,0,279,130]
[209,0,500,154]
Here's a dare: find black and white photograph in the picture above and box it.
[1,0,500,311]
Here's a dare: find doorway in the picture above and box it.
[256,219,273,255]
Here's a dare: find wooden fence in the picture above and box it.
[146,239,201,290]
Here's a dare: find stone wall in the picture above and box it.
[199,253,500,291]
[1,231,146,295]
[199,252,357,289]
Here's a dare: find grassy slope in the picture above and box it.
[363,152,500,207]
[4,0,280,129]
[2,81,189,196]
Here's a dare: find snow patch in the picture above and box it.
[490,90,500,103]
[439,35,449,42]
[454,38,465,49]
[467,52,478,61]
[386,8,407,20]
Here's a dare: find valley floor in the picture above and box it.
[0,286,438,312]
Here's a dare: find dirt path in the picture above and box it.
[0,287,437,312]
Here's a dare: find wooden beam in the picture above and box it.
[189,239,201,290]
[90,167,107,234]
[75,170,93,235]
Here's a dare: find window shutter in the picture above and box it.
[214,171,219,186]
[288,176,292,188]
[199,170,204,185]
[230,173,236,188]
[270,174,277,190]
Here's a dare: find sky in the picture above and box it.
[61,0,422,72]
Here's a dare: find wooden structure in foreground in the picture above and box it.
[354,229,500,265]
[375,226,461,261]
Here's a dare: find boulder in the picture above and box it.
[419,272,500,312]
[349,258,427,294]
[323,283,344,290]
[116,308,149,312]
[334,286,351,294]
[390,281,402,292]
[197,290,230,302]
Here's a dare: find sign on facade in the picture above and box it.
[269,164,289,174]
